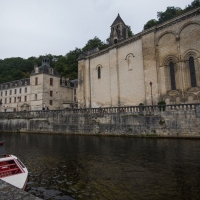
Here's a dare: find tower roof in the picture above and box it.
[111,13,126,27]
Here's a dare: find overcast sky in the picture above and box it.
[0,0,193,59]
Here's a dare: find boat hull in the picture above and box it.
[0,155,28,190]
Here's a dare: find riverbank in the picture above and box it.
[0,104,200,138]
[0,179,42,200]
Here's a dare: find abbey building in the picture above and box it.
[78,8,200,108]
[0,57,77,111]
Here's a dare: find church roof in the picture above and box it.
[111,14,126,27]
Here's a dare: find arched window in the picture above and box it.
[126,54,134,71]
[169,62,176,90]
[98,66,101,79]
[189,57,197,87]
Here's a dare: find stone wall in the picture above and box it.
[0,104,200,138]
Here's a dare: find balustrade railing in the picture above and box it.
[0,103,199,118]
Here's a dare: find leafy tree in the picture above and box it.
[82,36,108,52]
[185,0,200,11]
[157,7,183,23]
[127,25,133,37]
[143,19,158,30]
[143,0,200,30]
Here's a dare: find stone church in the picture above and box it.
[78,7,200,108]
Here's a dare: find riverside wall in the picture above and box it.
[0,104,200,137]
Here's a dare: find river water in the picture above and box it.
[0,132,200,200]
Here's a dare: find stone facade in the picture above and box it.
[0,57,78,111]
[78,8,200,108]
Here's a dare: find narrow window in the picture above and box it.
[50,78,53,86]
[5,91,7,96]
[9,98,11,103]
[98,66,101,79]
[169,62,176,90]
[1,92,2,96]
[19,97,21,102]
[5,98,7,104]
[19,88,21,94]
[15,89,17,94]
[10,90,12,95]
[50,100,53,105]
[189,57,197,87]
[35,94,37,100]
[50,91,53,97]
[74,97,76,102]
[14,97,16,103]
[74,89,76,95]
[35,77,38,85]
[25,87,27,93]
[24,96,27,102]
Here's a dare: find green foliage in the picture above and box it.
[127,25,133,37]
[157,6,183,23]
[0,50,81,83]
[158,101,166,111]
[82,36,108,52]
[143,19,158,30]
[0,36,110,83]
[0,57,40,84]
[143,0,200,30]
[158,101,166,105]
[185,0,200,11]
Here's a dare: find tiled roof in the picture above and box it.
[111,14,125,27]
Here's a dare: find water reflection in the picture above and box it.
[0,132,200,200]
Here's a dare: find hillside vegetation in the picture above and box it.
[143,0,200,30]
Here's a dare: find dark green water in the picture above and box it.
[0,132,200,200]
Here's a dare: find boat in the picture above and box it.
[0,141,28,190]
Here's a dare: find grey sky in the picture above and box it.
[0,0,193,59]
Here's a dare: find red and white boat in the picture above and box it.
[0,141,28,190]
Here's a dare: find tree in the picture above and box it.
[127,25,133,37]
[143,0,200,30]
[185,0,200,11]
[157,7,183,23]
[82,36,108,52]
[143,19,158,30]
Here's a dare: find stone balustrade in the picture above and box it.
[0,103,199,119]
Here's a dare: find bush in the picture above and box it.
[158,101,166,111]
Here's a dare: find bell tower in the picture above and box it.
[109,14,128,45]
[42,56,50,67]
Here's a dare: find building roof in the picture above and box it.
[31,57,60,77]
[111,13,126,27]
[0,78,30,90]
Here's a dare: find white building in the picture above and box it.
[0,57,77,112]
